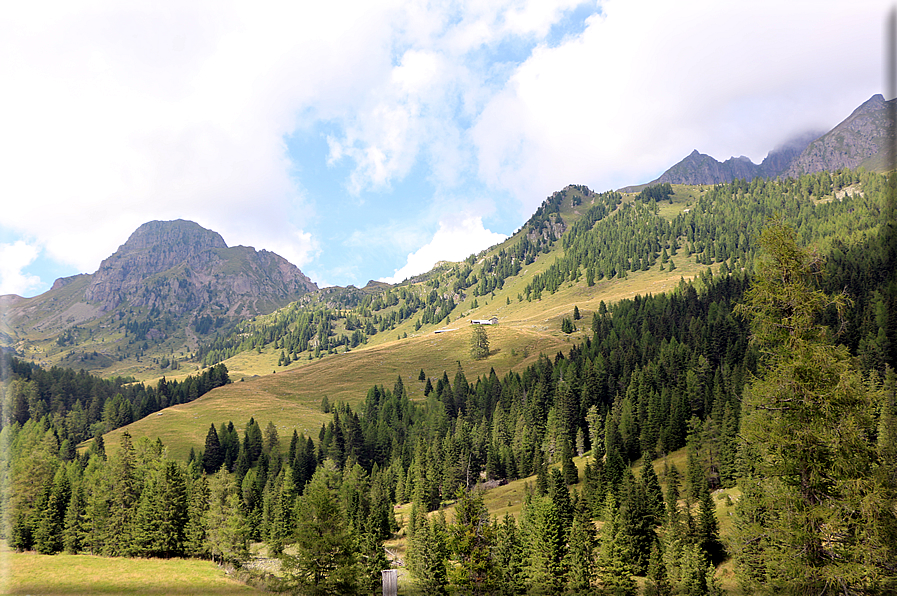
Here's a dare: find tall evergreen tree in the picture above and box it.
[34,466,69,554]
[286,462,358,593]
[733,223,897,592]
[408,507,448,596]
[449,489,496,594]
[493,513,525,595]
[202,424,224,474]
[63,482,86,554]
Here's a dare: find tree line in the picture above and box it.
[0,357,229,448]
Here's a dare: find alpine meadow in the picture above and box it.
[2,82,897,596]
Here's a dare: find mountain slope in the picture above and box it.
[784,93,895,176]
[2,220,317,378]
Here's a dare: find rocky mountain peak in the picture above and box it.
[118,219,227,254]
[784,94,894,177]
[629,94,888,188]
[83,220,317,313]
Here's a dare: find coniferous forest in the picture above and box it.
[1,170,896,594]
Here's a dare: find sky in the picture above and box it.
[0,0,890,296]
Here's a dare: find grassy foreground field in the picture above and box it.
[0,543,265,596]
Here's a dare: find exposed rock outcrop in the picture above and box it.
[82,220,317,315]
[629,94,891,189]
[784,94,895,177]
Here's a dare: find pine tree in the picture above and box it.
[243,418,263,466]
[493,513,525,595]
[646,541,672,596]
[156,460,188,557]
[35,466,69,554]
[204,469,249,564]
[408,508,448,596]
[565,507,597,593]
[696,481,723,565]
[287,462,358,593]
[106,431,137,555]
[597,504,638,596]
[63,483,85,554]
[641,458,665,527]
[449,489,496,594]
[521,494,566,592]
[561,439,578,485]
[184,474,209,557]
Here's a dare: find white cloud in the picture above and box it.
[0,241,42,296]
[380,214,507,284]
[0,0,888,293]
[0,0,583,284]
[0,1,411,274]
[473,0,890,214]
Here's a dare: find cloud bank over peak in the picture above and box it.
[0,0,888,295]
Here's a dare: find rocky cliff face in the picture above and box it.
[637,94,890,188]
[784,94,894,177]
[83,220,317,315]
[1,220,319,374]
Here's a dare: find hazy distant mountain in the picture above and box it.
[651,150,761,186]
[626,94,892,189]
[646,131,819,187]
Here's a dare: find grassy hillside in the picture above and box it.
[99,184,726,458]
[86,171,885,465]
[106,261,711,460]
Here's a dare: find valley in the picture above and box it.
[2,121,895,594]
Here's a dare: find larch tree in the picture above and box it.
[470,325,489,360]
[732,223,897,593]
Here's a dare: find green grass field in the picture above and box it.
[1,544,265,596]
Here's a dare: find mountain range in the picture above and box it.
[624,93,894,189]
[1,93,892,377]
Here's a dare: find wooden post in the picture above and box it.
[381,569,397,596]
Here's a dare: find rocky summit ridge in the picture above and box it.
[1,220,317,374]
[81,219,317,315]
[628,94,894,188]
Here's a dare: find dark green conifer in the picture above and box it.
[202,424,224,474]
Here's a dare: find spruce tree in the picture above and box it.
[449,489,496,594]
[201,424,224,474]
[408,510,448,596]
[493,513,525,595]
[641,458,665,527]
[287,462,358,593]
[565,507,597,593]
[106,431,137,555]
[184,474,209,557]
[35,466,69,554]
[646,541,672,596]
[561,439,578,485]
[203,469,249,564]
[63,483,85,554]
[696,481,723,565]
